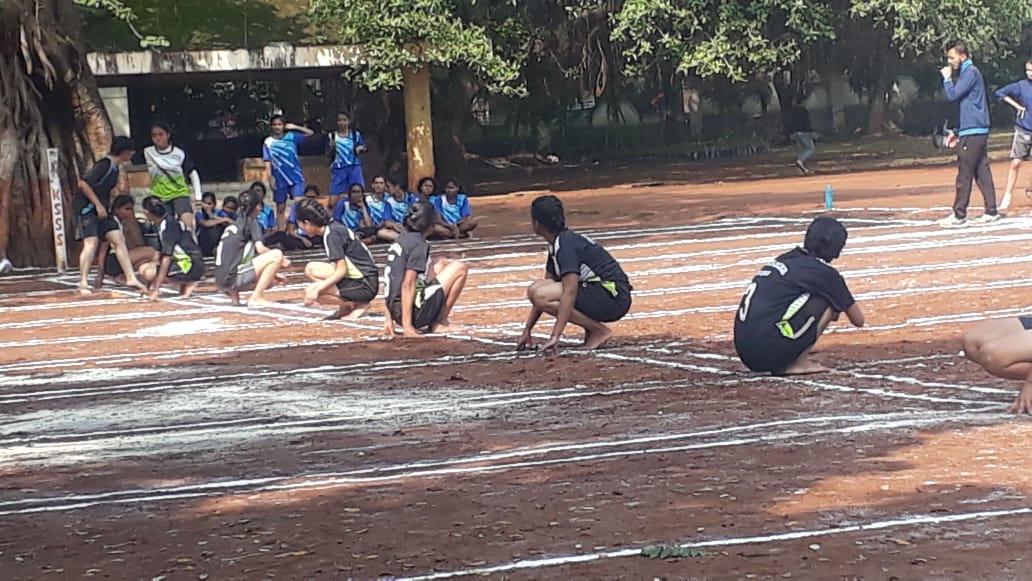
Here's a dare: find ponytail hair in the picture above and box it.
[295,198,333,227]
[142,196,167,218]
[239,191,262,216]
[403,201,437,233]
[531,195,566,233]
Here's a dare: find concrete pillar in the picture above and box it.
[99,86,130,137]
[403,66,434,192]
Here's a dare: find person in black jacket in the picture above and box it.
[786,99,815,174]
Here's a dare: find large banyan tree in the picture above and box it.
[0,0,119,267]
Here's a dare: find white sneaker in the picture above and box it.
[938,214,967,228]
[1000,192,1012,212]
[971,213,1001,225]
[0,258,11,276]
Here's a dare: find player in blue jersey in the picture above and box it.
[327,112,368,207]
[429,178,479,239]
[263,115,314,232]
[333,183,385,241]
[385,174,420,225]
[365,175,399,241]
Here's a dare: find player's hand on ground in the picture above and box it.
[516,332,533,352]
[541,336,560,356]
[147,289,160,302]
[1009,383,1032,414]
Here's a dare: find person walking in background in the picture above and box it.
[263,115,314,232]
[994,57,1032,213]
[328,112,368,208]
[938,40,999,228]
[786,98,816,175]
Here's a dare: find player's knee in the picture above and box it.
[526,281,546,303]
[268,249,285,262]
[304,262,318,277]
[961,332,980,361]
[980,349,1008,374]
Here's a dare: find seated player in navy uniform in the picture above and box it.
[517,195,633,355]
[733,217,865,375]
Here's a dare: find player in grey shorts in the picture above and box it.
[994,58,1032,212]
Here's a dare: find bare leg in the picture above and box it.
[963,318,1025,366]
[247,249,286,306]
[429,260,469,333]
[778,308,838,375]
[138,262,158,285]
[276,202,288,232]
[130,247,160,273]
[377,227,398,242]
[526,280,613,348]
[93,240,110,290]
[179,281,199,298]
[104,229,146,290]
[77,237,99,294]
[458,216,479,236]
[431,224,453,239]
[1004,159,1023,199]
[226,289,242,306]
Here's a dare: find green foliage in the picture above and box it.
[850,0,1032,58]
[79,0,308,51]
[308,0,527,95]
[613,0,836,80]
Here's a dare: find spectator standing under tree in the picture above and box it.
[938,39,999,228]
[786,98,815,174]
[263,115,314,232]
[994,57,1032,213]
[327,112,368,208]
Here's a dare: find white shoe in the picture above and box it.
[938,214,967,228]
[971,213,1001,225]
[0,258,11,276]
[1000,192,1012,212]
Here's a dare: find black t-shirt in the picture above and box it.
[734,247,854,336]
[214,216,263,289]
[158,214,204,262]
[324,222,378,280]
[546,230,629,286]
[75,157,119,212]
[786,105,813,134]
[384,231,430,308]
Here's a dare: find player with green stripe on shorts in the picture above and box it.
[733,217,865,375]
[140,196,205,300]
[144,122,203,234]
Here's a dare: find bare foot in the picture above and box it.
[582,326,614,350]
[247,297,276,308]
[274,274,289,286]
[179,281,199,298]
[342,303,370,320]
[125,279,148,292]
[281,258,292,268]
[776,356,828,376]
[75,287,93,297]
[324,305,355,321]
[431,322,466,334]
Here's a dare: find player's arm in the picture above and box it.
[400,269,421,337]
[359,205,373,228]
[285,123,315,137]
[845,303,865,328]
[77,179,107,218]
[149,255,172,301]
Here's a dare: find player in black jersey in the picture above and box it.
[517,195,632,355]
[733,217,865,375]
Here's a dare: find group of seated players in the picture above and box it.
[73,138,1030,412]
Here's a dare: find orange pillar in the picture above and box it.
[403,66,434,192]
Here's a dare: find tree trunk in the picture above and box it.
[431,70,476,193]
[0,0,111,267]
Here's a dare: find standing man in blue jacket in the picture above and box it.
[939,40,999,228]
[994,58,1032,212]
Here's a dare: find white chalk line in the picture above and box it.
[0,409,999,515]
[399,505,1032,580]
[0,306,210,331]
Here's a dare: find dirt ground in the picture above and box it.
[3,151,1032,580]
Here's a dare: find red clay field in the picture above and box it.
[4,159,1032,580]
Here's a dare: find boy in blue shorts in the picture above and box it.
[733,217,865,375]
[263,115,314,232]
[327,112,368,207]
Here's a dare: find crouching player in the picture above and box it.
[384,202,469,337]
[141,196,205,300]
[214,191,290,307]
[733,217,865,375]
[95,195,160,288]
[963,319,1032,414]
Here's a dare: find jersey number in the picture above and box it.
[738,282,757,322]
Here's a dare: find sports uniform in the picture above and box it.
[157,214,205,282]
[263,132,307,203]
[144,145,202,218]
[384,231,444,329]
[323,222,379,303]
[365,194,391,226]
[733,247,855,373]
[214,217,264,290]
[73,158,121,241]
[329,131,367,195]
[385,192,421,224]
[546,230,632,323]
[333,198,379,238]
[430,194,472,225]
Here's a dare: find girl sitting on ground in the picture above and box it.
[429,178,479,239]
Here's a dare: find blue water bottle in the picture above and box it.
[824,184,834,210]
